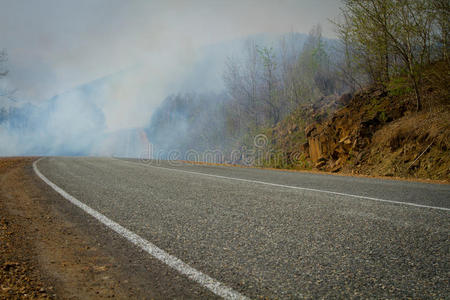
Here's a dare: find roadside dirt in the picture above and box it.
[0,157,132,299]
[1,157,52,299]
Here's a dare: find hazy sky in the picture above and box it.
[0,0,341,102]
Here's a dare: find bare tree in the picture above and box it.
[335,0,447,111]
[0,49,15,103]
[0,49,7,77]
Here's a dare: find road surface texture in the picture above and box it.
[1,157,217,299]
[35,157,449,299]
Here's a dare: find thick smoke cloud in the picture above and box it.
[0,0,339,156]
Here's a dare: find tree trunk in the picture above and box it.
[413,79,422,111]
[409,69,422,111]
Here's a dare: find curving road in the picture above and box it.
[35,157,450,299]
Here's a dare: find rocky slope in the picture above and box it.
[269,62,450,181]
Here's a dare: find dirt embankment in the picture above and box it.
[0,158,136,299]
[288,62,449,182]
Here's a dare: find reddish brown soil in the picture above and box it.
[0,158,137,299]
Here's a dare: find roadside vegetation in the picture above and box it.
[148,0,449,180]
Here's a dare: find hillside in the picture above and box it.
[266,62,449,181]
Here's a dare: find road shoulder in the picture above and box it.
[0,157,217,299]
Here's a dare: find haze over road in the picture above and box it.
[35,157,449,299]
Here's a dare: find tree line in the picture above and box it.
[335,0,449,110]
[223,26,346,133]
[148,27,348,158]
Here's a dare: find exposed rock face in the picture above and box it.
[303,88,405,172]
[264,94,346,169]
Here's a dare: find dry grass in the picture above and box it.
[364,106,450,181]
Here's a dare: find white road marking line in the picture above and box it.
[119,159,450,212]
[33,158,249,300]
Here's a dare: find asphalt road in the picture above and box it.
[36,157,450,299]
